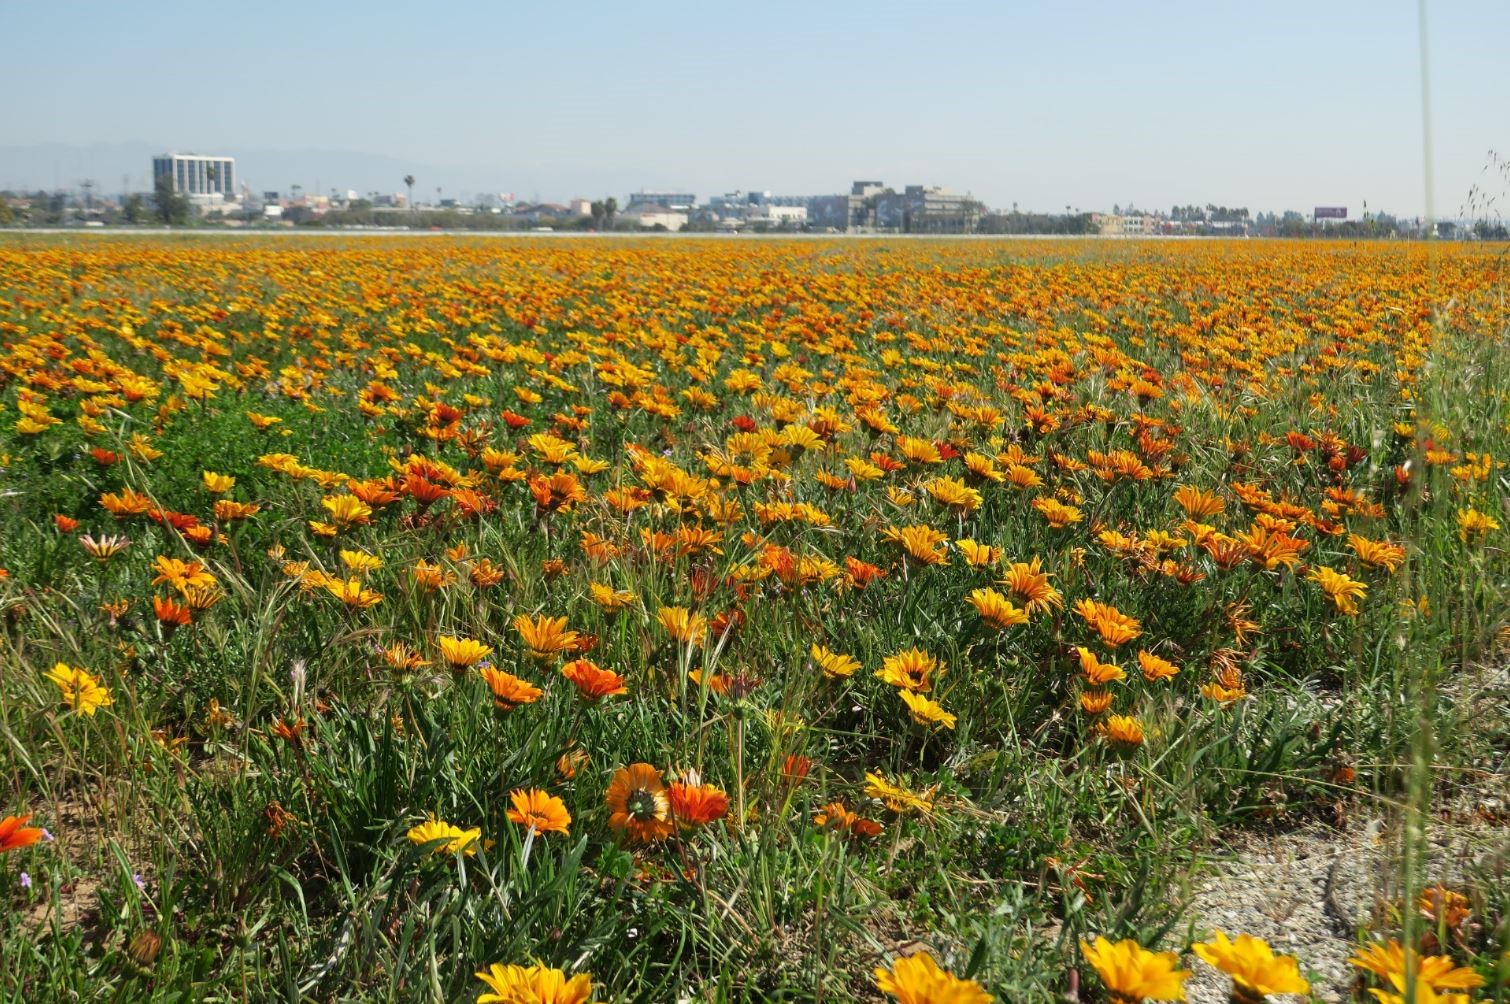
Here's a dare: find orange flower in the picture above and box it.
[668,779,729,828]
[1073,598,1142,648]
[480,667,543,710]
[0,813,46,852]
[813,801,883,838]
[514,613,580,657]
[605,763,673,844]
[505,788,571,837]
[561,659,628,701]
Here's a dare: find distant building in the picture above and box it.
[620,205,688,231]
[153,153,237,200]
[875,185,982,233]
[567,198,593,216]
[746,203,807,228]
[626,190,695,211]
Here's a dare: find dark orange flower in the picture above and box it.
[0,813,46,852]
[668,780,729,828]
[561,659,628,701]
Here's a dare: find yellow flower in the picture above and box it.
[320,493,373,528]
[874,951,993,1003]
[956,538,1002,567]
[924,476,983,514]
[656,606,707,644]
[437,635,494,670]
[513,614,579,657]
[1348,940,1484,994]
[474,963,596,1004]
[1073,598,1142,647]
[1081,936,1189,1002]
[1306,565,1367,616]
[324,577,383,609]
[1098,715,1145,746]
[1000,557,1062,614]
[1456,507,1500,541]
[882,524,951,566]
[864,771,936,815]
[1191,930,1309,1000]
[968,587,1029,630]
[900,690,957,730]
[406,816,482,856]
[339,549,383,574]
[811,644,861,678]
[876,648,943,692]
[45,662,114,716]
[202,470,235,494]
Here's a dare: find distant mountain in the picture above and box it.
[0,142,654,203]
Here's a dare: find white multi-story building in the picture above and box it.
[152,153,237,200]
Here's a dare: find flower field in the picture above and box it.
[0,236,1506,1002]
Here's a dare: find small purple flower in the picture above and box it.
[133,873,145,891]
[19,872,31,889]
[41,829,54,843]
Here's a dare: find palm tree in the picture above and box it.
[403,174,415,211]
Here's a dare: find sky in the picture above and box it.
[3,0,1508,217]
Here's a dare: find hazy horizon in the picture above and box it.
[4,1,1508,218]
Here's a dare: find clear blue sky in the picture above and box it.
[4,0,1507,217]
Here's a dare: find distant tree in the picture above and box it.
[123,193,146,224]
[590,200,605,229]
[404,174,415,211]
[604,197,618,228]
[153,175,190,225]
[0,198,12,226]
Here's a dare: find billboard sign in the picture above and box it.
[1314,206,1347,219]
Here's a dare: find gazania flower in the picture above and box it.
[668,779,729,828]
[811,644,861,678]
[1137,650,1181,682]
[1172,484,1225,518]
[45,662,113,716]
[0,813,46,853]
[153,594,193,627]
[1098,715,1144,746]
[339,549,383,575]
[924,475,983,514]
[53,514,80,533]
[480,667,543,710]
[406,816,482,856]
[1191,930,1308,1001]
[1348,534,1406,573]
[589,582,637,611]
[506,789,571,837]
[876,648,943,692]
[956,538,1002,567]
[1456,507,1500,541]
[864,771,936,815]
[325,577,383,609]
[1000,557,1062,614]
[813,801,883,838]
[874,951,994,1003]
[1081,936,1189,1003]
[1348,940,1484,994]
[1073,598,1142,647]
[605,763,673,844]
[561,659,627,701]
[381,642,430,673]
[320,494,372,528]
[656,606,707,644]
[900,690,957,729]
[202,471,235,494]
[1075,647,1127,685]
[1032,497,1083,528]
[514,614,579,657]
[150,555,216,592]
[882,524,951,566]
[1306,565,1367,616]
[1080,689,1114,715]
[437,635,493,670]
[968,587,1029,629]
[475,963,595,1004]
